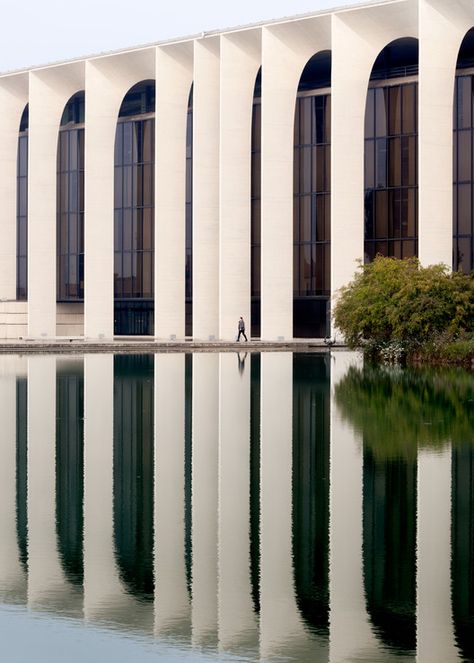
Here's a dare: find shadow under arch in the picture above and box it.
[251,67,261,339]
[292,353,330,633]
[185,83,193,338]
[114,80,156,336]
[113,354,154,601]
[364,37,419,263]
[17,104,28,302]
[453,27,474,273]
[55,365,84,586]
[293,51,331,339]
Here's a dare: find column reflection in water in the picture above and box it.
[329,351,380,663]
[417,449,458,663]
[191,353,219,648]
[154,353,191,639]
[260,352,326,661]
[217,352,258,654]
[84,354,153,631]
[0,357,27,604]
[28,356,82,615]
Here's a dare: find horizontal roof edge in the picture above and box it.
[0,0,409,78]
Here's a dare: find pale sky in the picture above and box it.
[1,0,363,73]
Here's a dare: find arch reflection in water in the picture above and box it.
[1,353,473,662]
[113,354,154,601]
[56,361,84,587]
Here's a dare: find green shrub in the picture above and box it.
[334,256,474,353]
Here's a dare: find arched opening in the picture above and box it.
[17,104,28,301]
[114,80,155,335]
[186,85,193,337]
[453,28,474,273]
[293,51,331,339]
[57,91,85,303]
[251,68,261,339]
[364,38,419,262]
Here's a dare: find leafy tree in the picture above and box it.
[333,256,474,350]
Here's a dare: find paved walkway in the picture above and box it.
[0,337,343,354]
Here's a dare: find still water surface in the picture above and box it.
[0,351,473,663]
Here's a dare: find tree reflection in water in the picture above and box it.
[335,365,474,460]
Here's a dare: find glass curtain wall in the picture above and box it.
[57,92,85,301]
[364,39,418,262]
[17,106,28,301]
[114,81,155,335]
[293,52,331,338]
[454,29,474,272]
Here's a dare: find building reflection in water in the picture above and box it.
[0,353,472,661]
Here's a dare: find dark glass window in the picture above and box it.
[291,53,332,339]
[293,80,331,339]
[453,30,474,272]
[186,87,193,337]
[17,105,28,301]
[57,92,85,301]
[114,81,155,335]
[364,82,418,262]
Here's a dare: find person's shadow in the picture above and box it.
[237,351,248,377]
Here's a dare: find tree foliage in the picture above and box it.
[333,256,474,349]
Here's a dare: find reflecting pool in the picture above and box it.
[0,351,473,662]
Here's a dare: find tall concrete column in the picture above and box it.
[0,368,26,603]
[219,32,260,340]
[0,74,28,300]
[330,2,417,337]
[28,64,84,338]
[418,0,474,267]
[192,38,220,340]
[154,354,191,637]
[191,353,219,646]
[416,448,458,663]
[84,50,155,339]
[155,44,193,340]
[217,352,257,654]
[260,19,330,340]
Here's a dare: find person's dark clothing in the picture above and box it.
[237,318,247,342]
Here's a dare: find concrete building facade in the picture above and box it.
[0,0,473,341]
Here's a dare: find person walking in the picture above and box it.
[237,316,248,342]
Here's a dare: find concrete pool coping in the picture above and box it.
[0,337,345,354]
